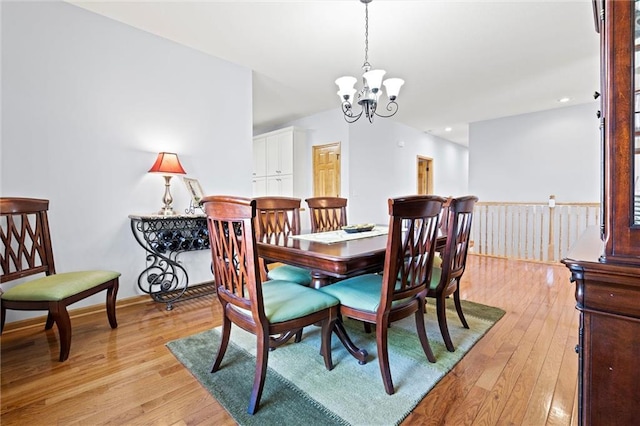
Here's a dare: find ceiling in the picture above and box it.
[67,0,600,146]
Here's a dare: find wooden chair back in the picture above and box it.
[437,195,479,292]
[438,197,453,235]
[203,196,265,321]
[379,195,445,314]
[1,198,56,283]
[253,197,301,244]
[305,197,348,233]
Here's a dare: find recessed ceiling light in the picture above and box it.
[444,127,452,132]
[558,97,571,103]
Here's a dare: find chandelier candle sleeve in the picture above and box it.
[335,0,404,123]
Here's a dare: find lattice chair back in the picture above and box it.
[1,198,56,283]
[380,196,445,313]
[252,196,311,286]
[204,196,265,320]
[305,197,348,233]
[253,197,301,244]
[439,195,479,288]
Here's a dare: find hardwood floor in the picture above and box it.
[1,255,579,425]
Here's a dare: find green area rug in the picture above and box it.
[167,299,504,426]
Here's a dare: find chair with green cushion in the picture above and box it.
[319,195,445,395]
[427,195,479,352]
[253,196,312,286]
[201,195,339,415]
[0,197,119,362]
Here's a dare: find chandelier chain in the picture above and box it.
[364,1,369,67]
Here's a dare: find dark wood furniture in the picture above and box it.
[201,196,339,415]
[305,196,348,233]
[428,195,478,352]
[257,226,388,364]
[319,195,445,394]
[1,197,119,361]
[257,230,389,289]
[257,218,447,364]
[129,214,215,310]
[253,196,311,286]
[562,2,640,424]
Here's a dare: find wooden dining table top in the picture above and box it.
[257,230,446,288]
[257,232,388,281]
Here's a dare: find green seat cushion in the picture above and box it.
[235,280,339,324]
[267,264,312,286]
[319,274,417,313]
[429,266,442,290]
[1,270,120,302]
[318,274,384,312]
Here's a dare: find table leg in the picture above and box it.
[310,271,333,289]
[334,318,368,365]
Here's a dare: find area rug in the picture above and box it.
[166,299,504,426]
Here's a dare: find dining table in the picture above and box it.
[257,226,446,364]
[258,227,390,289]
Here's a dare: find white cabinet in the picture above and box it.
[252,127,306,198]
[252,176,267,197]
[266,175,293,196]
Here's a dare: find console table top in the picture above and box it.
[129,214,205,220]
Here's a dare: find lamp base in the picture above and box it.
[157,207,178,216]
[156,175,178,216]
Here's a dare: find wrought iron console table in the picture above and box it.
[129,214,215,310]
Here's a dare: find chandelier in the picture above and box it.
[335,0,404,124]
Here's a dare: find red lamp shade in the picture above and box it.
[148,152,186,175]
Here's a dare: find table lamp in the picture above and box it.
[148,152,186,215]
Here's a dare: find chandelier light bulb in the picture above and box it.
[336,76,358,102]
[363,69,386,92]
[383,78,405,100]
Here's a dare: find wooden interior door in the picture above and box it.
[417,156,433,195]
[313,142,341,196]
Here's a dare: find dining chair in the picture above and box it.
[319,195,446,395]
[202,195,339,414]
[428,195,479,352]
[0,197,120,362]
[305,197,348,233]
[254,196,312,286]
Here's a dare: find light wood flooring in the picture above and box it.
[1,255,579,425]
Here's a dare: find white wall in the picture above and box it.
[469,102,600,203]
[348,119,469,225]
[283,109,469,227]
[1,2,252,322]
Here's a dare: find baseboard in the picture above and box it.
[1,294,150,334]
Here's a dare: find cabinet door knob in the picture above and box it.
[575,344,580,354]
[596,110,602,118]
